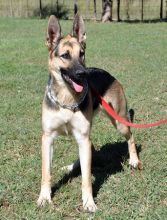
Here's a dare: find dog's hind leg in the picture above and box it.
[115,121,140,168]
[109,113,140,168]
[107,105,140,168]
[104,82,141,169]
[109,109,141,169]
[37,132,56,207]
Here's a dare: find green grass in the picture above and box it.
[0,18,167,219]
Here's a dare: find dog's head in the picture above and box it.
[46,14,87,93]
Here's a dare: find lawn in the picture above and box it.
[0,18,167,219]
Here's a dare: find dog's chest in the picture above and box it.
[43,108,74,135]
[43,106,90,137]
[56,112,73,135]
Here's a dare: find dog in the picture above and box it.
[37,14,141,212]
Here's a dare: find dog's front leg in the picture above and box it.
[73,131,97,212]
[37,132,55,207]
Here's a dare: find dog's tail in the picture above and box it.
[129,109,135,123]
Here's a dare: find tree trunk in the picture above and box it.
[10,0,13,17]
[26,0,29,17]
[117,0,120,22]
[39,0,42,18]
[86,0,90,20]
[166,0,167,19]
[102,0,113,22]
[93,0,97,20]
[160,0,163,20]
[19,0,22,17]
[51,0,53,8]
[56,0,59,14]
[74,0,78,16]
[141,0,144,21]
[126,0,130,20]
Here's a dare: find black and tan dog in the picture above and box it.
[37,14,140,212]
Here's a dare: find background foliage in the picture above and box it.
[0,0,167,21]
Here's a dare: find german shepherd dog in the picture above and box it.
[37,14,140,212]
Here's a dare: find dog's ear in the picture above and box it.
[72,13,86,46]
[46,15,61,51]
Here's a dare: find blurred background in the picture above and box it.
[0,0,166,22]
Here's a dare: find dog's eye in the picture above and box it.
[60,53,71,60]
[80,51,85,58]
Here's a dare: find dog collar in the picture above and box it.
[47,80,88,112]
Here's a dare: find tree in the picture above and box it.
[160,0,163,20]
[126,0,130,20]
[26,0,29,17]
[141,0,144,21]
[10,0,13,17]
[86,0,90,19]
[74,0,78,16]
[93,0,97,20]
[102,0,113,22]
[117,0,120,22]
[39,0,42,18]
[56,0,59,14]
[166,0,167,19]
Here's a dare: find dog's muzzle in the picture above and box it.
[60,63,88,93]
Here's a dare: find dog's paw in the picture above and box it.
[129,157,139,168]
[37,186,52,207]
[61,163,74,172]
[61,160,80,172]
[129,157,142,169]
[83,197,97,212]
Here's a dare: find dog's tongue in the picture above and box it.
[72,80,83,93]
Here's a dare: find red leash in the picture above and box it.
[93,89,167,129]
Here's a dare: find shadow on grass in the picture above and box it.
[51,142,142,199]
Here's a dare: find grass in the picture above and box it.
[0,18,167,219]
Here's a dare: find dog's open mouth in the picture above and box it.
[62,74,84,93]
[71,79,84,92]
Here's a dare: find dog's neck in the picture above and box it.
[47,74,88,111]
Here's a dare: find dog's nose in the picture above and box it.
[76,68,87,77]
[76,69,88,77]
